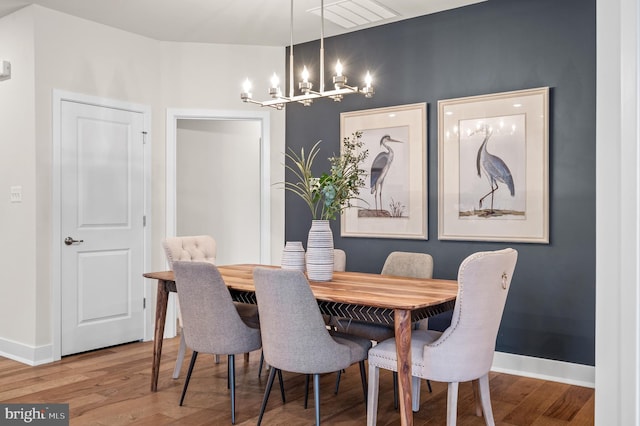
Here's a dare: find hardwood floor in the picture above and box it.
[0,338,594,425]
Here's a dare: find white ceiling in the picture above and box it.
[0,0,485,46]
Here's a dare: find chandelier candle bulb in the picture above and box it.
[333,60,347,89]
[241,78,252,101]
[299,66,313,94]
[269,73,280,97]
[361,71,374,97]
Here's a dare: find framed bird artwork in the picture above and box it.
[340,103,427,239]
[438,87,549,243]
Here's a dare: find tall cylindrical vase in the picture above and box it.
[306,219,334,281]
[281,241,306,272]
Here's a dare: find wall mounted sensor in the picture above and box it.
[0,60,11,81]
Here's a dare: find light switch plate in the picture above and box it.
[10,186,22,203]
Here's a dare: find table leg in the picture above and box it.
[394,309,413,426]
[151,279,169,392]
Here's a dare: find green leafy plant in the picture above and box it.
[282,131,369,220]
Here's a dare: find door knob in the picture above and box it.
[64,237,84,246]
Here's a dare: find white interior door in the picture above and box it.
[60,100,145,356]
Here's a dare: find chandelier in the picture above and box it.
[240,0,374,110]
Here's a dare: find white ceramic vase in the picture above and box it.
[306,220,334,281]
[281,241,306,272]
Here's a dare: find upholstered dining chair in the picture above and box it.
[256,248,348,380]
[334,251,434,405]
[163,235,259,378]
[335,251,434,339]
[366,248,518,425]
[253,267,372,425]
[333,248,347,272]
[173,261,262,424]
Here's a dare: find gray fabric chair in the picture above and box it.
[335,251,434,339]
[253,267,372,425]
[367,248,518,425]
[173,261,262,424]
[163,235,259,378]
[257,248,347,379]
[334,251,434,406]
[333,248,347,272]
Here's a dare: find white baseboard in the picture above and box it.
[0,337,53,366]
[0,336,596,388]
[492,351,595,388]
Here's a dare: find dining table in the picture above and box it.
[143,264,458,426]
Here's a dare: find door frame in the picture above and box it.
[52,90,152,361]
[166,108,271,260]
[165,108,271,336]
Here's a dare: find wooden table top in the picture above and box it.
[144,264,458,311]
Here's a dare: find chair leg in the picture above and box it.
[393,371,398,410]
[258,351,264,377]
[366,362,380,426]
[257,367,277,426]
[427,379,433,393]
[313,374,321,425]
[172,333,187,379]
[447,382,459,426]
[215,354,220,364]
[304,375,310,409]
[179,351,198,406]
[244,352,250,362]
[359,361,368,408]
[472,379,483,417]
[277,369,286,403]
[412,375,421,412]
[478,374,495,426]
[334,370,342,394]
[229,354,236,424]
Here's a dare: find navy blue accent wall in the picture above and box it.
[284,0,595,365]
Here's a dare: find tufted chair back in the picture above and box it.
[163,235,217,269]
[421,248,517,382]
[161,234,218,380]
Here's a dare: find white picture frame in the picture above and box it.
[340,103,428,240]
[438,87,549,243]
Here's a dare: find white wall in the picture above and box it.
[0,8,37,352]
[176,119,262,265]
[159,41,285,267]
[595,0,640,423]
[32,5,161,351]
[0,5,285,363]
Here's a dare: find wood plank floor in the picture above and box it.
[0,338,594,425]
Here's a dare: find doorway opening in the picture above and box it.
[165,109,271,337]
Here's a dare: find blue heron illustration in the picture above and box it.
[370,135,403,211]
[475,126,515,213]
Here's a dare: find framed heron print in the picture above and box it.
[438,87,549,243]
[340,103,427,239]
